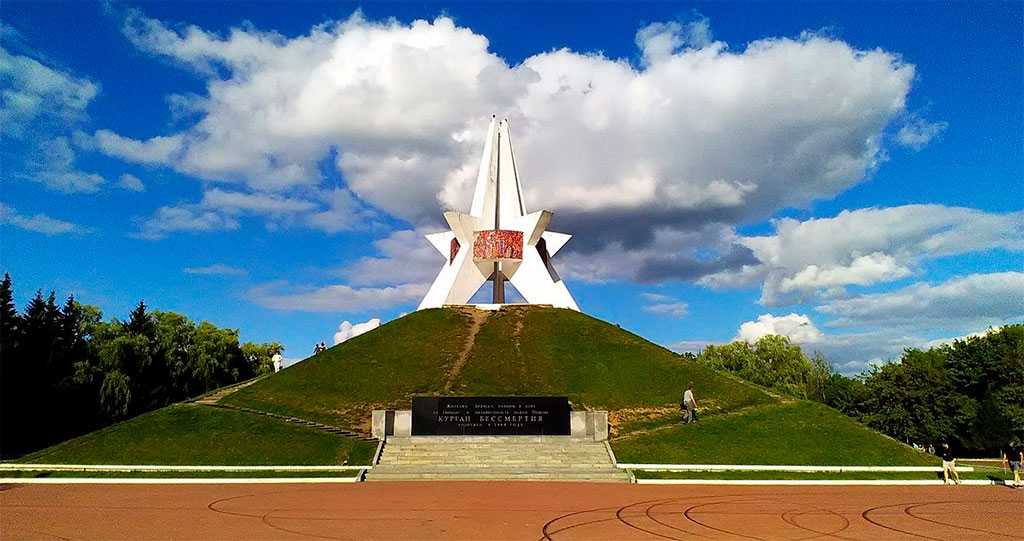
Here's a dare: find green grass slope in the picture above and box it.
[24,306,929,469]
[224,308,475,428]
[612,401,936,466]
[16,404,374,465]
[455,307,770,411]
[225,306,773,429]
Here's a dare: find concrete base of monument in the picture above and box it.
[364,436,629,482]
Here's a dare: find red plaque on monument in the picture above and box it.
[473,230,523,261]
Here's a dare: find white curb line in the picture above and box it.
[635,479,1000,486]
[618,464,973,473]
[0,464,371,472]
[0,477,363,485]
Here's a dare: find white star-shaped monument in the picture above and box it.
[417,117,579,311]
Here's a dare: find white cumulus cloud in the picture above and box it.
[896,115,948,150]
[736,313,824,344]
[0,203,86,235]
[183,263,247,276]
[118,173,146,192]
[247,282,427,312]
[1,48,106,193]
[333,317,381,344]
[95,9,918,276]
[0,46,98,137]
[701,205,1024,305]
[818,272,1024,328]
[641,292,689,318]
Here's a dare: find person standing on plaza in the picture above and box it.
[1001,440,1023,489]
[681,383,698,424]
[941,442,960,485]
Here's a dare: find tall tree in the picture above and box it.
[0,274,24,456]
[1,275,287,458]
[0,273,19,355]
[860,348,974,446]
[126,301,156,339]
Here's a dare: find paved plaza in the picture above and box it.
[2,481,1021,540]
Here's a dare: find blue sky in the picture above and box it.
[2,1,1021,371]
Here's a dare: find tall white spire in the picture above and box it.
[469,117,527,227]
[417,117,579,311]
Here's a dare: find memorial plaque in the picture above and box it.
[412,396,570,436]
[472,230,524,261]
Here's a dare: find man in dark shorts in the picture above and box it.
[1002,441,1022,489]
[941,442,960,485]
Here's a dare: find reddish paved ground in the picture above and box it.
[2,481,1021,540]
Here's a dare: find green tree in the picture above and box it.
[860,348,973,445]
[153,311,197,401]
[242,341,284,376]
[0,274,23,455]
[126,301,156,338]
[822,373,867,417]
[0,274,285,458]
[804,353,833,403]
[945,325,1024,449]
[697,335,835,400]
[99,370,132,419]
[0,273,19,355]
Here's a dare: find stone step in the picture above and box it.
[382,448,606,452]
[379,459,609,464]
[384,450,608,454]
[366,471,629,482]
[374,464,618,471]
[369,435,622,482]
[385,446,607,450]
[379,457,609,464]
[386,436,578,442]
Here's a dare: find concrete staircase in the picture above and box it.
[365,436,629,482]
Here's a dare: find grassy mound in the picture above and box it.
[224,306,773,429]
[23,305,928,469]
[612,401,936,466]
[16,404,374,465]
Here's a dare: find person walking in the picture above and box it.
[271,352,283,373]
[1002,440,1023,489]
[941,442,960,485]
[681,383,698,424]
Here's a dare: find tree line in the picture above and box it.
[0,274,282,458]
[688,325,1024,455]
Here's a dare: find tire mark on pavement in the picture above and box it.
[682,499,766,541]
[860,503,944,541]
[781,507,854,541]
[644,499,700,537]
[538,504,622,541]
[615,498,686,540]
[904,501,1024,539]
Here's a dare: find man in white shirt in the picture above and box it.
[271,353,282,373]
[682,383,698,424]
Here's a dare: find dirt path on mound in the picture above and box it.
[610,402,780,442]
[444,309,489,392]
[193,376,266,405]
